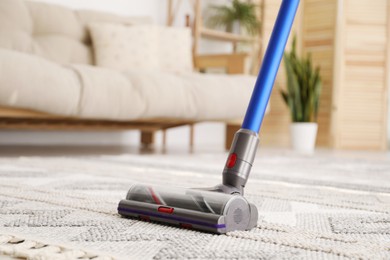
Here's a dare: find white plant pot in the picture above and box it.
[290,122,318,154]
[231,21,241,34]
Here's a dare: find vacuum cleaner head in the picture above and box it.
[118,184,258,234]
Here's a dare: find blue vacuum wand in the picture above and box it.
[118,0,300,234]
[221,0,300,195]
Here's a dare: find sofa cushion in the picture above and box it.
[123,70,197,118]
[0,0,32,33]
[89,23,160,71]
[26,1,84,42]
[0,49,81,116]
[71,65,146,120]
[0,0,151,65]
[33,35,93,65]
[89,23,193,73]
[181,73,256,120]
[0,31,34,53]
[0,48,258,121]
[122,70,256,120]
[0,49,147,120]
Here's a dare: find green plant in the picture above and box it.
[207,0,260,35]
[281,36,322,122]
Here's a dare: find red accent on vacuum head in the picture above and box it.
[148,187,162,204]
[227,153,237,168]
[158,206,174,214]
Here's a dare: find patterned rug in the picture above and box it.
[0,152,389,259]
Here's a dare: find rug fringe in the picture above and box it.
[0,234,114,260]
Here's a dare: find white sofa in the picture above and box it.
[0,0,260,148]
[0,0,259,120]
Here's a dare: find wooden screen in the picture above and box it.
[261,0,389,150]
[332,0,389,150]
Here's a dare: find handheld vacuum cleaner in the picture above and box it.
[118,0,300,234]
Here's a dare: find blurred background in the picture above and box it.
[0,0,388,153]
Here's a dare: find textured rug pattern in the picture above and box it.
[0,154,389,259]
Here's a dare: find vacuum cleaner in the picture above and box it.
[118,0,300,234]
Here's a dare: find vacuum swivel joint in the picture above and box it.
[222,129,259,194]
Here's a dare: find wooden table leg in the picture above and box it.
[141,131,155,147]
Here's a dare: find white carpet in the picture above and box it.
[0,152,389,259]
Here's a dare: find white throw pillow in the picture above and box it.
[89,23,159,71]
[89,23,193,73]
[157,26,193,73]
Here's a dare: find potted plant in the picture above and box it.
[280,36,322,153]
[207,0,260,35]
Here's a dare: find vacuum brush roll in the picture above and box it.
[118,184,258,234]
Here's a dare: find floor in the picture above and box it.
[0,144,389,259]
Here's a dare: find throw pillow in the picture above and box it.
[89,23,193,73]
[157,26,193,73]
[89,23,159,71]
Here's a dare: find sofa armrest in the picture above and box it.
[194,53,248,74]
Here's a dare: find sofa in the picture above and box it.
[0,0,260,149]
